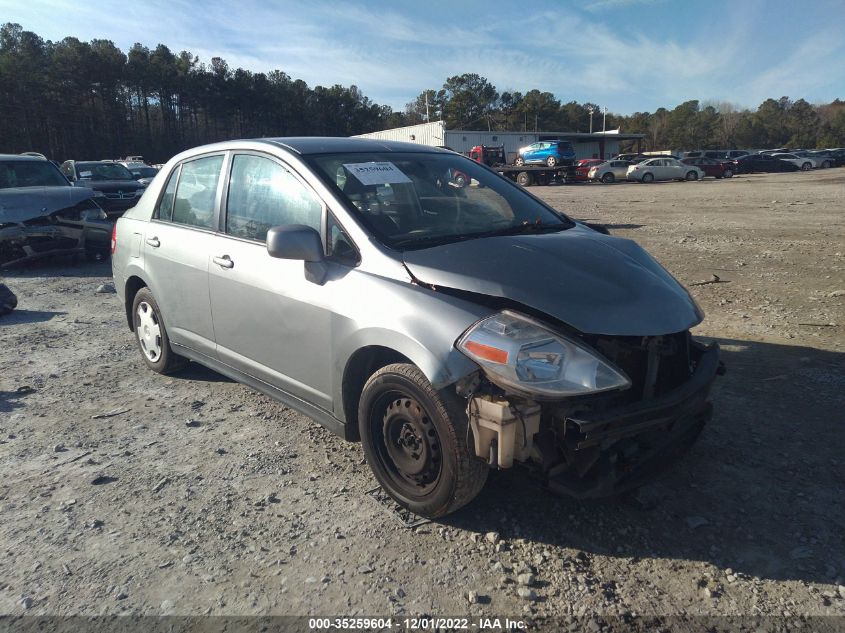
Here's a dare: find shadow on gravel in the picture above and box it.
[441,337,845,586]
[0,308,66,324]
[174,362,235,384]
[2,258,112,279]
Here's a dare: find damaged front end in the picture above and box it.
[0,198,111,268]
[455,311,723,499]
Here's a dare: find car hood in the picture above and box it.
[0,186,96,223]
[76,180,143,192]
[402,226,703,336]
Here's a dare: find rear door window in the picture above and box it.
[225,154,323,242]
[155,167,180,222]
[172,155,224,229]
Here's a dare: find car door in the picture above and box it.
[143,153,225,356]
[207,152,337,410]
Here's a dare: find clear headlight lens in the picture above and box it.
[457,311,631,398]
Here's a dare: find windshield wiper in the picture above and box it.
[391,221,569,249]
[469,221,571,240]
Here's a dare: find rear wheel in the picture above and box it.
[641,172,654,183]
[358,364,488,518]
[801,162,812,171]
[685,170,699,181]
[821,160,831,169]
[516,171,533,186]
[132,287,187,374]
[601,172,615,183]
[514,156,525,166]
[546,156,558,167]
[723,169,733,178]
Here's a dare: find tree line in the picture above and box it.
[2,23,843,163]
[401,75,845,151]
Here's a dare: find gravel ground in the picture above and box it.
[1,168,843,622]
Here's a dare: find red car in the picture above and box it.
[574,159,604,181]
[681,157,734,179]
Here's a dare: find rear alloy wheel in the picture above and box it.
[601,172,615,183]
[514,156,525,166]
[641,172,654,183]
[801,162,812,171]
[358,364,488,518]
[546,156,558,167]
[685,170,699,181]
[516,171,533,186]
[723,169,733,178]
[132,287,187,374]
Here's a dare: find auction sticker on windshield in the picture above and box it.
[344,162,411,186]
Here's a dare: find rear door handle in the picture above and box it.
[146,237,160,248]
[213,255,234,269]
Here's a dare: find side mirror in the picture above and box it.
[266,225,324,262]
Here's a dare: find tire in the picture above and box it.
[685,170,699,181]
[132,287,187,374]
[641,172,654,183]
[723,169,733,178]
[821,160,831,169]
[801,162,811,171]
[546,156,558,167]
[516,171,533,186]
[358,364,488,518]
[601,172,615,183]
[514,156,525,166]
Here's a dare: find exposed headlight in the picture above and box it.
[456,311,631,398]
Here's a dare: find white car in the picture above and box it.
[771,153,816,170]
[626,158,705,183]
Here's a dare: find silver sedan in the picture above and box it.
[112,138,720,518]
[627,157,705,182]
[588,159,631,183]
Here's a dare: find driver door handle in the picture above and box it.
[146,237,160,248]
[213,255,234,269]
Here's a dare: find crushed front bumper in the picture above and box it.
[545,342,721,499]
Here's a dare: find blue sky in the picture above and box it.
[3,0,844,114]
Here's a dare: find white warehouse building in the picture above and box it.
[354,121,645,162]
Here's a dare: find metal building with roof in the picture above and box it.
[354,121,645,162]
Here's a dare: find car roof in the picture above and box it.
[261,137,447,155]
[0,154,46,162]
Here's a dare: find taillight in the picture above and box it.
[111,222,117,255]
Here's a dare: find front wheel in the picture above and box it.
[601,172,615,183]
[723,169,733,178]
[132,287,187,374]
[514,156,525,166]
[801,162,812,171]
[641,172,654,183]
[358,364,488,519]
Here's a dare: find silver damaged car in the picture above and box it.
[112,138,722,518]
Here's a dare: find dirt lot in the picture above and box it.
[1,169,844,623]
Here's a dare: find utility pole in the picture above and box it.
[602,106,607,133]
[587,106,595,134]
[425,93,430,122]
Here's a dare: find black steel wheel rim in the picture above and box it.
[370,391,442,497]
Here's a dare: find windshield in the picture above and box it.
[77,162,135,181]
[307,151,572,250]
[0,160,69,189]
